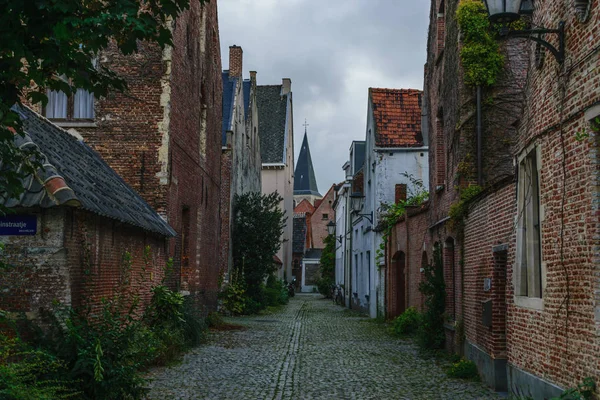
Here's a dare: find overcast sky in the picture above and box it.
[218,0,430,194]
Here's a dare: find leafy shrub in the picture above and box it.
[0,333,78,400]
[417,245,446,350]
[181,297,206,346]
[447,358,479,380]
[219,278,247,315]
[265,275,288,306]
[205,312,224,328]
[551,377,596,400]
[317,277,334,298]
[391,307,421,336]
[243,298,263,315]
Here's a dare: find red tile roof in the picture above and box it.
[369,88,423,148]
[294,198,315,214]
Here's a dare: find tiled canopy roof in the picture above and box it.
[370,88,423,148]
[256,85,288,164]
[3,106,175,237]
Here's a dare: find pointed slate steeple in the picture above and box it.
[294,125,320,197]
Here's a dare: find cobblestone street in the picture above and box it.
[146,294,501,400]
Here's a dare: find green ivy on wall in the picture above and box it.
[456,0,504,87]
[375,174,429,266]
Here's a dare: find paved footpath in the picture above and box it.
[146,294,501,400]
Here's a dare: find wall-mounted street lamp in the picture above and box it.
[326,220,344,244]
[349,192,373,224]
[483,0,565,64]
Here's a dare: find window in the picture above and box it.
[322,213,329,220]
[45,88,95,120]
[516,146,542,299]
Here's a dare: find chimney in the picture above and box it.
[281,78,291,95]
[395,184,407,204]
[229,45,243,77]
[249,71,257,86]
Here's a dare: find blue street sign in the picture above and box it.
[0,215,37,236]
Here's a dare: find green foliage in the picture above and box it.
[232,191,286,310]
[317,234,336,297]
[448,184,482,237]
[2,248,207,400]
[551,378,596,400]
[0,333,79,399]
[447,358,480,380]
[456,0,504,87]
[417,245,446,350]
[264,275,289,307]
[391,307,421,336]
[205,312,224,328]
[219,280,247,315]
[376,173,429,265]
[0,0,205,215]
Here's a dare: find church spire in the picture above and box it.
[294,122,320,197]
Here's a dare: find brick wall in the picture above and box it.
[504,0,600,384]
[219,150,233,281]
[73,1,223,313]
[310,186,336,249]
[387,206,430,319]
[0,208,167,318]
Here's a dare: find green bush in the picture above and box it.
[417,245,446,350]
[0,333,78,400]
[391,307,421,336]
[317,277,333,298]
[205,312,224,328]
[265,275,288,306]
[447,358,479,380]
[219,278,247,315]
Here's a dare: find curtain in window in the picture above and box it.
[74,89,94,119]
[45,90,67,119]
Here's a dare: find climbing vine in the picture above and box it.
[375,174,429,265]
[447,184,482,239]
[456,0,504,87]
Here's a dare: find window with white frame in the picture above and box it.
[516,145,542,299]
[45,87,95,120]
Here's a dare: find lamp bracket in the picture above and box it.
[355,211,373,224]
[502,21,565,64]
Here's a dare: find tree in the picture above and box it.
[232,192,286,304]
[317,234,336,297]
[0,0,205,214]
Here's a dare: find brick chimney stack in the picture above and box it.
[281,78,291,95]
[250,71,257,84]
[229,45,243,77]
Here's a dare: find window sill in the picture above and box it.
[514,296,544,311]
[53,121,97,128]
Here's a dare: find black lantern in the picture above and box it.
[483,0,565,64]
[483,0,523,23]
[326,220,336,236]
[350,192,365,214]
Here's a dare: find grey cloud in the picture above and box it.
[219,0,429,193]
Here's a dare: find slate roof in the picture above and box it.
[256,85,288,163]
[294,131,320,196]
[222,71,238,146]
[370,88,423,148]
[3,106,175,237]
[293,215,307,254]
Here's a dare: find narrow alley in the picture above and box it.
[146,295,500,400]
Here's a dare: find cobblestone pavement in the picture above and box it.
[146,294,502,400]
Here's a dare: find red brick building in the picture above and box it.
[34,2,223,313]
[0,106,174,317]
[389,0,599,396]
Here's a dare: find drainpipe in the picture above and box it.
[476,86,483,186]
